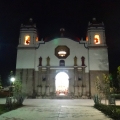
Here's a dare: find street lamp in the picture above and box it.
[9,77,15,97]
[10,77,15,83]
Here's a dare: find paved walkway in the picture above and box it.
[0,99,112,120]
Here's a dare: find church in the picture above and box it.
[16,18,109,98]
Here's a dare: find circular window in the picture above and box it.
[55,45,70,59]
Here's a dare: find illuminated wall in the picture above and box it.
[35,38,89,72]
[16,49,35,68]
[89,48,109,70]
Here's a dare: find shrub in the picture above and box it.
[94,104,120,119]
[111,94,120,99]
[95,74,111,104]
[0,104,9,115]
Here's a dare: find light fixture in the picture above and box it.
[58,50,66,57]
[10,77,15,82]
[55,45,70,59]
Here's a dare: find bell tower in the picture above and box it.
[86,18,109,71]
[16,18,39,69]
[18,18,38,48]
[87,18,106,46]
[86,18,109,97]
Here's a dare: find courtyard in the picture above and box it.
[0,99,113,120]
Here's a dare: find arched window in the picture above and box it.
[59,60,65,66]
[24,35,30,45]
[94,35,100,44]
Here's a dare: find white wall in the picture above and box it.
[89,48,109,71]
[16,38,109,72]
[16,49,35,68]
[35,38,89,72]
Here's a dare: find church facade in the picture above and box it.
[16,18,109,98]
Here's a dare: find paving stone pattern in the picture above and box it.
[0,99,112,120]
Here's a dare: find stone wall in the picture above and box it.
[16,68,109,98]
[16,69,35,96]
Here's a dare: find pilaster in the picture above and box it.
[81,56,87,97]
[38,66,42,95]
[46,66,50,95]
[46,56,50,95]
[74,56,78,96]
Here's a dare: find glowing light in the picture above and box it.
[86,36,88,41]
[55,72,69,95]
[94,35,100,44]
[36,37,38,41]
[53,39,59,45]
[25,35,30,45]
[10,77,15,82]
[58,51,66,57]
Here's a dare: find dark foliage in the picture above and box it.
[94,104,120,119]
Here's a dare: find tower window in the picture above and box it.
[94,35,100,44]
[25,35,30,45]
[60,60,65,66]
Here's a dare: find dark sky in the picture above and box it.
[0,0,120,85]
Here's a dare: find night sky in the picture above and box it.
[0,1,120,85]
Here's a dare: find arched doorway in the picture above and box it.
[55,72,69,95]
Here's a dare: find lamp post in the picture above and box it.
[9,77,15,97]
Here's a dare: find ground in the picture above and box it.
[0,99,112,120]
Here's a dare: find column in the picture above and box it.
[37,57,43,95]
[81,56,87,97]
[46,56,50,95]
[46,66,50,95]
[38,66,42,95]
[74,56,78,96]
[81,67,86,96]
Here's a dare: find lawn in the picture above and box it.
[0,104,9,115]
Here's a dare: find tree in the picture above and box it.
[117,66,120,89]
[13,79,26,106]
[8,71,14,86]
[9,71,14,79]
[13,80,22,94]
[95,73,111,104]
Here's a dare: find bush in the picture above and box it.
[6,94,26,110]
[0,104,9,115]
[13,92,26,105]
[94,104,120,119]
[111,94,120,99]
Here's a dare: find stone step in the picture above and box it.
[53,95,72,99]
